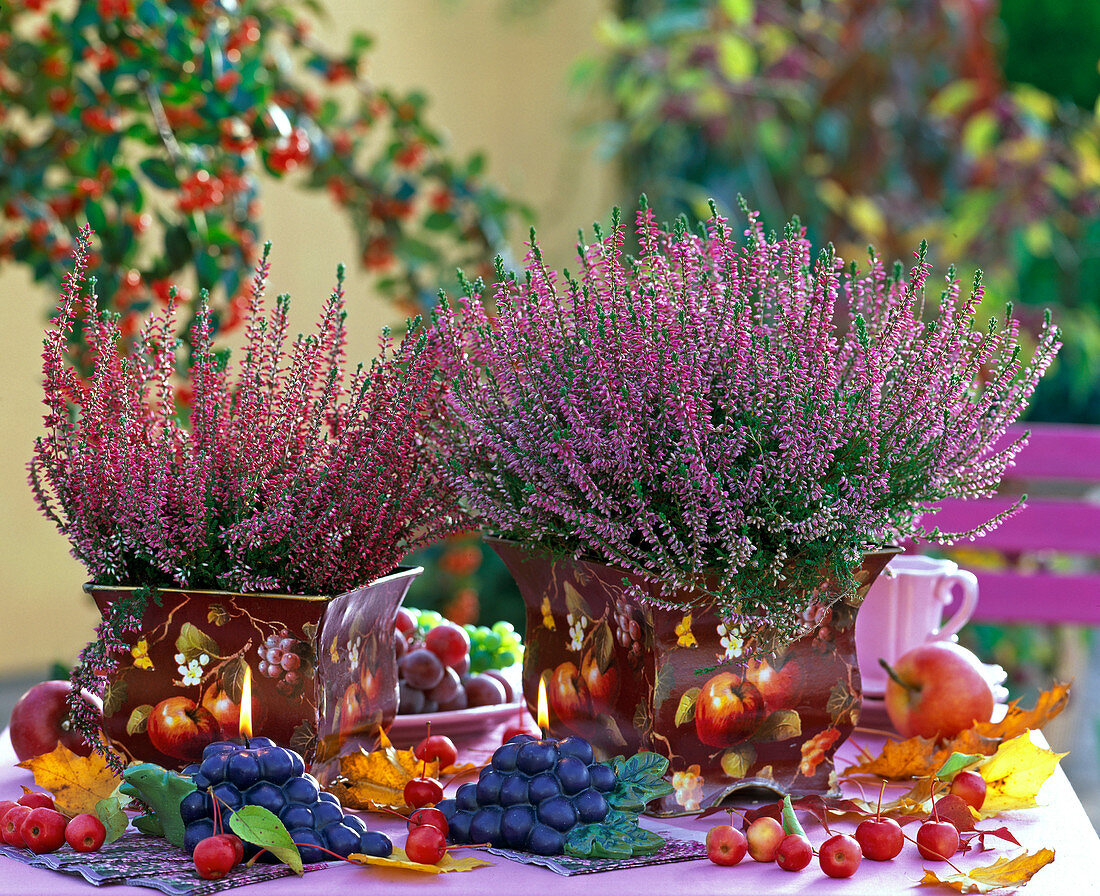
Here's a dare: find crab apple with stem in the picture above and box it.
[408,807,449,836]
[855,779,904,861]
[414,721,458,769]
[193,834,241,880]
[405,823,448,865]
[706,810,748,866]
[18,792,55,811]
[404,751,444,808]
[916,791,960,861]
[21,807,67,853]
[2,805,32,847]
[776,834,812,871]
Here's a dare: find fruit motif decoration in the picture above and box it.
[438,734,672,858]
[395,607,522,715]
[178,738,393,864]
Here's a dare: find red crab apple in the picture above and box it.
[21,807,67,853]
[882,643,994,739]
[745,657,803,713]
[694,672,765,747]
[547,662,589,728]
[819,833,862,878]
[65,814,107,852]
[580,651,620,709]
[855,815,904,861]
[949,770,987,811]
[916,818,960,861]
[146,696,220,761]
[776,834,813,871]
[706,824,748,866]
[9,680,100,761]
[414,734,458,769]
[745,816,785,862]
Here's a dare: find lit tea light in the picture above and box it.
[537,674,550,738]
[239,664,253,742]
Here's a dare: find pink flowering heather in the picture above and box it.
[32,227,467,596]
[432,200,1060,645]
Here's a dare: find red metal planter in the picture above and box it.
[489,539,898,814]
[86,566,421,777]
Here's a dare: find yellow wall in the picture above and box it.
[0,0,616,676]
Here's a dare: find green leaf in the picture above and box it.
[608,752,674,808]
[102,678,128,717]
[674,688,699,727]
[563,811,666,859]
[139,157,177,189]
[756,709,802,742]
[126,704,153,736]
[175,623,219,664]
[95,795,130,844]
[119,764,196,847]
[936,752,985,781]
[229,805,304,875]
[781,795,806,838]
[221,655,249,704]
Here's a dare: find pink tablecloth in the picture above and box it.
[0,723,1096,896]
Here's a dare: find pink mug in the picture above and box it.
[854,555,979,696]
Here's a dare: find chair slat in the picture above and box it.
[964,571,1100,625]
[931,498,1100,555]
[999,423,1100,481]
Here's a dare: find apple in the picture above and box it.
[694,672,765,747]
[2,805,32,847]
[745,816,784,862]
[547,662,590,728]
[776,833,812,871]
[882,643,994,739]
[9,680,100,761]
[949,769,987,811]
[201,683,265,740]
[819,833,862,878]
[65,814,107,852]
[705,823,747,866]
[580,651,620,709]
[746,657,802,713]
[21,807,67,853]
[916,819,960,861]
[415,734,458,769]
[855,815,903,861]
[339,684,367,735]
[17,793,55,811]
[146,696,220,761]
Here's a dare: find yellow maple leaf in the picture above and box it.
[131,639,154,671]
[844,734,941,779]
[977,732,1065,817]
[349,846,492,874]
[972,682,1070,743]
[17,745,121,817]
[919,848,1055,893]
[675,614,697,648]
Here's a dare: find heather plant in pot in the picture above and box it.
[31,228,467,774]
[431,199,1059,808]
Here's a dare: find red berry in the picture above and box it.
[193,834,240,880]
[408,807,448,836]
[2,806,32,847]
[21,808,67,854]
[403,776,443,809]
[18,793,55,811]
[404,824,447,865]
[414,734,458,770]
[65,814,107,852]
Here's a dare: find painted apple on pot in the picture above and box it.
[580,651,619,710]
[548,662,589,729]
[146,696,220,760]
[694,672,766,747]
[745,656,803,713]
[201,683,265,740]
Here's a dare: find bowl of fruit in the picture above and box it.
[388,607,528,746]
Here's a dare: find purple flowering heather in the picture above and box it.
[432,200,1060,645]
[31,227,467,596]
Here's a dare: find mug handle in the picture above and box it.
[934,569,979,640]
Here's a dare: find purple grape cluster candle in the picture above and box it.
[180,737,394,863]
[438,733,617,855]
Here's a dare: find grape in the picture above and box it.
[246,782,285,815]
[184,819,216,854]
[589,763,617,792]
[558,736,595,765]
[448,811,473,844]
[289,828,326,863]
[537,796,578,832]
[396,607,418,635]
[555,757,591,795]
[527,772,560,804]
[211,782,244,812]
[437,799,458,821]
[226,752,262,790]
[199,752,229,785]
[313,799,344,829]
[280,803,314,830]
[256,629,313,697]
[257,747,297,785]
[491,742,521,773]
[455,782,479,812]
[283,775,320,805]
[464,674,506,707]
[399,681,426,714]
[341,814,368,835]
[527,823,565,855]
[499,775,529,806]
[476,769,505,804]
[203,742,236,760]
[399,649,446,690]
[359,830,393,858]
[574,789,610,824]
[501,805,537,849]
[469,806,504,845]
[322,822,361,858]
[428,667,462,704]
[425,622,470,668]
[437,689,468,711]
[516,741,558,775]
[180,790,209,825]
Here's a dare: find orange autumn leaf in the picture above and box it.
[325,728,477,813]
[844,734,942,779]
[17,744,121,816]
[972,682,1070,743]
[919,848,1055,893]
[349,846,492,873]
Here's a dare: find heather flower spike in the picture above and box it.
[33,231,468,763]
[433,200,1060,650]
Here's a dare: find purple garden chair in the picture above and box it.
[929,423,1100,625]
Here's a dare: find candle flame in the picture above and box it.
[537,675,549,735]
[239,665,253,739]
